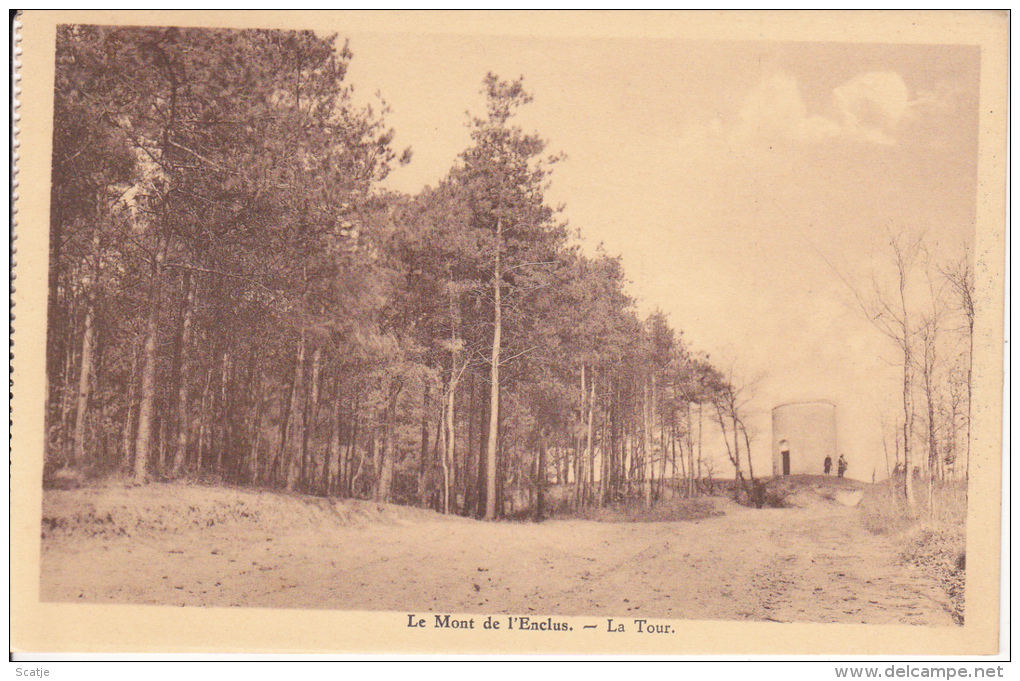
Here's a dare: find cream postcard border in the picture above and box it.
[11,10,1008,655]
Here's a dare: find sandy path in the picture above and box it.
[39,493,956,626]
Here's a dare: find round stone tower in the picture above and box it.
[772,401,837,477]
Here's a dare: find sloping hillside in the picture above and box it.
[42,482,466,542]
[39,481,957,626]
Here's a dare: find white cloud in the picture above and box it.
[833,71,911,144]
[687,70,922,149]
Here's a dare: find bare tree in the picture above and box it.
[708,365,763,505]
[829,228,926,513]
[917,310,942,512]
[939,248,975,480]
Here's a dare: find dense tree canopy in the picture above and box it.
[46,25,970,519]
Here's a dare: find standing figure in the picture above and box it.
[824,455,832,476]
[837,454,848,478]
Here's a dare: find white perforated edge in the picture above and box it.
[10,12,20,320]
[10,11,20,442]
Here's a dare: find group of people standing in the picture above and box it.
[824,454,848,478]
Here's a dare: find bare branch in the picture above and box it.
[162,262,282,299]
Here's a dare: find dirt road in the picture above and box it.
[39,485,957,625]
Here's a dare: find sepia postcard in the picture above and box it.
[11,10,1008,656]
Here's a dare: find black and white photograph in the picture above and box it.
[11,10,1007,657]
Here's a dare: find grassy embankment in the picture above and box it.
[858,476,967,624]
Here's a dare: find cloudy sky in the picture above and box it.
[343,31,980,479]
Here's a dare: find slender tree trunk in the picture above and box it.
[197,365,214,476]
[250,366,264,486]
[133,239,166,484]
[71,294,96,467]
[477,381,490,518]
[59,324,79,458]
[901,289,915,512]
[585,366,596,506]
[605,390,615,504]
[576,365,586,507]
[275,350,296,487]
[674,424,684,498]
[445,376,457,515]
[731,410,741,475]
[133,305,158,483]
[600,398,611,508]
[697,402,703,481]
[965,318,973,481]
[284,332,305,492]
[418,384,431,506]
[72,224,106,470]
[895,427,902,474]
[379,427,394,503]
[120,342,139,471]
[535,433,547,521]
[432,396,445,513]
[924,338,937,517]
[344,405,359,497]
[655,377,668,493]
[46,205,66,459]
[741,420,755,481]
[452,404,462,514]
[729,407,753,500]
[371,414,382,497]
[948,385,960,480]
[375,380,402,504]
[466,371,477,515]
[134,67,184,483]
[213,350,232,478]
[643,379,653,507]
[350,416,367,498]
[623,433,631,497]
[157,413,168,479]
[375,409,394,504]
[302,345,321,491]
[590,408,599,496]
[445,284,461,514]
[324,378,341,496]
[686,401,695,497]
[425,395,440,510]
[170,273,194,477]
[327,380,343,496]
[484,217,503,520]
[713,401,739,500]
[495,408,506,519]
[297,345,317,490]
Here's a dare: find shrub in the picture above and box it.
[859,476,968,534]
[858,475,968,624]
[562,497,722,523]
[858,480,914,535]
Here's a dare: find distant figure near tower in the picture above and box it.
[771,401,838,477]
[837,454,848,479]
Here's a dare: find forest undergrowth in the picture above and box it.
[561,496,723,523]
[859,478,967,624]
[40,482,466,543]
